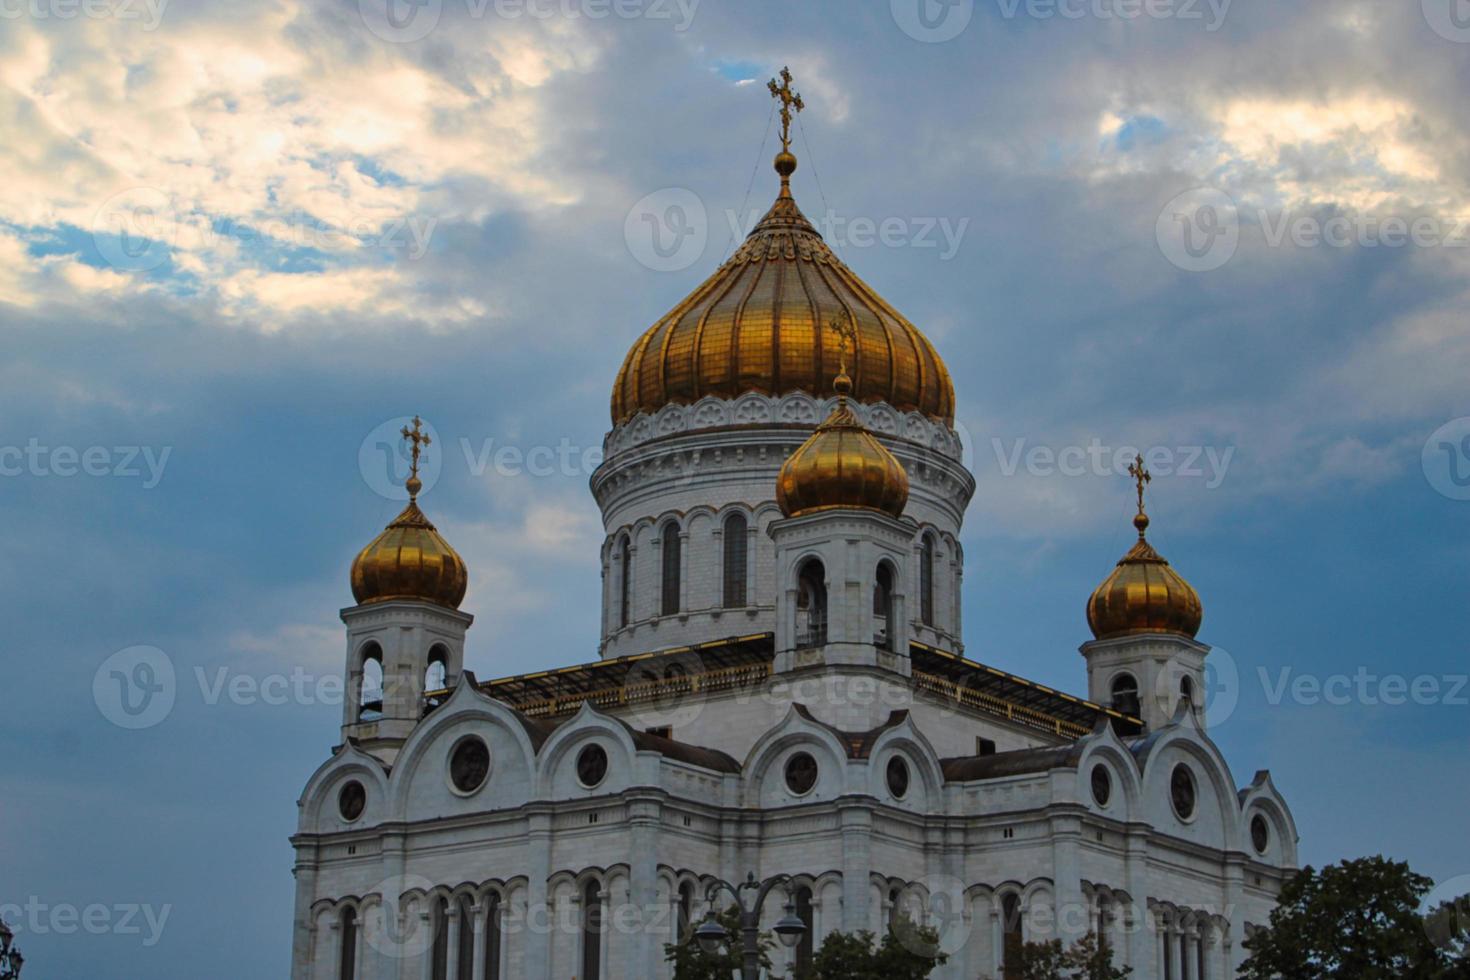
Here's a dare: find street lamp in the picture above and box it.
[0,919,24,979]
[695,872,806,980]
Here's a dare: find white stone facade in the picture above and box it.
[290,393,1299,980]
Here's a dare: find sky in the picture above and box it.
[2,0,1469,975]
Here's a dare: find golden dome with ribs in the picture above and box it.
[611,164,955,425]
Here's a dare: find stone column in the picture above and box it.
[678,529,690,613]
[470,903,486,980]
[1050,813,1085,946]
[445,903,461,980]
[839,799,873,932]
[1124,833,1153,975]
[289,843,319,980]
[628,792,663,976]
[524,806,553,977]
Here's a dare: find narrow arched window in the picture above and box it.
[1001,893,1023,979]
[677,881,694,943]
[338,906,357,980]
[874,563,895,650]
[796,559,827,648]
[660,521,681,617]
[483,895,501,980]
[582,880,603,980]
[920,534,936,627]
[1111,674,1141,717]
[723,513,748,608]
[430,897,449,980]
[455,896,474,980]
[795,886,814,969]
[618,535,632,628]
[358,643,383,722]
[424,644,449,713]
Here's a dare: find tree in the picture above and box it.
[664,904,777,980]
[1240,856,1469,980]
[1000,933,1130,980]
[791,919,948,979]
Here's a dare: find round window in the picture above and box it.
[784,751,818,795]
[449,736,491,794]
[338,780,366,822]
[886,757,910,799]
[1170,764,1197,821]
[577,743,609,788]
[1251,814,1270,854]
[1091,765,1112,807]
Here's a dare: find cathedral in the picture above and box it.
[289,73,1298,980]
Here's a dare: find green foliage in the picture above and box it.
[1240,856,1470,980]
[664,904,776,980]
[999,932,1130,980]
[791,918,949,980]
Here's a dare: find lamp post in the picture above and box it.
[0,919,24,979]
[694,872,806,980]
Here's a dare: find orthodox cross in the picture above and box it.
[401,415,431,488]
[1129,453,1151,518]
[768,66,804,154]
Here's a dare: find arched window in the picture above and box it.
[1001,893,1023,980]
[660,521,681,617]
[919,535,936,627]
[1111,674,1141,717]
[483,895,502,980]
[618,535,632,628]
[796,559,827,648]
[338,906,357,980]
[582,880,603,979]
[430,897,449,980]
[424,645,449,713]
[722,513,748,608]
[873,562,896,650]
[794,886,814,969]
[358,643,383,722]
[677,881,695,944]
[455,896,474,980]
[1181,675,1196,704]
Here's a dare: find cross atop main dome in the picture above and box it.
[610,68,956,426]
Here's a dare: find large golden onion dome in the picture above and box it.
[611,79,954,426]
[1087,458,1203,640]
[776,366,910,520]
[349,417,468,610]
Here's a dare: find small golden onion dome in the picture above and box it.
[610,151,955,425]
[350,493,468,609]
[1086,510,1203,641]
[350,417,468,609]
[776,372,910,519]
